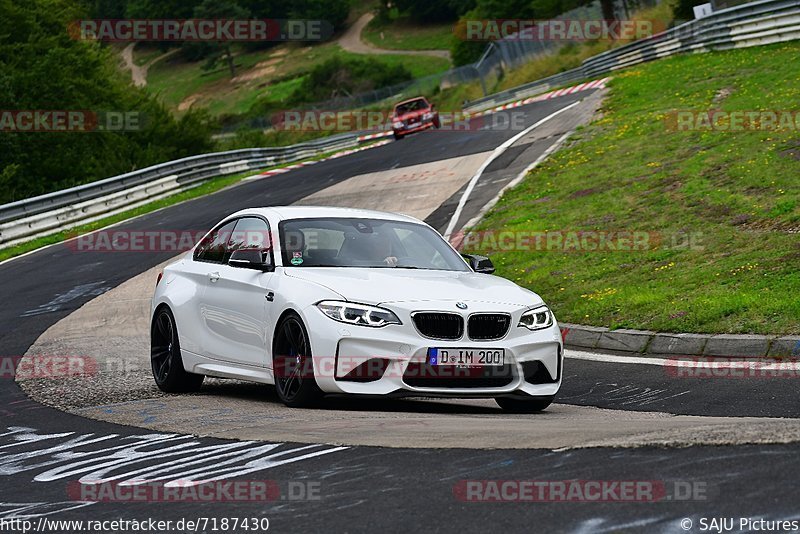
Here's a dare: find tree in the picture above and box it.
[191,0,250,79]
[0,0,214,204]
[289,0,349,31]
[392,0,477,23]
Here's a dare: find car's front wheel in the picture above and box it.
[495,395,554,413]
[273,313,323,408]
[151,307,204,393]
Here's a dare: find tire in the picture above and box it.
[495,396,554,413]
[393,132,403,140]
[273,313,323,408]
[151,307,204,393]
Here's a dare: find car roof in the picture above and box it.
[394,96,428,107]
[226,206,423,224]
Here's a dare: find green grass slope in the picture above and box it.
[467,42,800,335]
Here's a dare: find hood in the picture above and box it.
[395,109,430,121]
[283,267,541,307]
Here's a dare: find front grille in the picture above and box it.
[468,313,511,340]
[412,312,463,340]
[403,362,514,388]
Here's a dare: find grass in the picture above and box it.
[145,43,450,118]
[463,42,800,335]
[362,16,454,51]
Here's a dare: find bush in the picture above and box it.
[290,57,413,103]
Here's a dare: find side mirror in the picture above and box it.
[229,248,273,272]
[430,103,435,110]
[462,253,495,274]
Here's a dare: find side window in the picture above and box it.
[229,217,272,252]
[194,220,237,264]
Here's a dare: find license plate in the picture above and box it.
[428,348,505,366]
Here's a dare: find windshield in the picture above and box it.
[279,217,470,271]
[394,99,428,115]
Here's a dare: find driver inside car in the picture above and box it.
[339,232,398,267]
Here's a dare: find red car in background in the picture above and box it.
[391,96,440,140]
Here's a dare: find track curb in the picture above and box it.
[561,323,800,358]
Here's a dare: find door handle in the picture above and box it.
[208,272,220,283]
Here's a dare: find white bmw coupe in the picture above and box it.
[151,206,563,412]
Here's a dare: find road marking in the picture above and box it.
[0,427,347,486]
[0,501,95,519]
[20,281,111,317]
[443,100,581,239]
[459,129,574,234]
[567,350,800,370]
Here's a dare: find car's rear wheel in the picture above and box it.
[273,313,323,408]
[393,132,403,140]
[495,396,554,413]
[151,307,204,393]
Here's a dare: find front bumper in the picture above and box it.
[393,119,435,136]
[302,301,563,398]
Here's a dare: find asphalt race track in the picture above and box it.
[2,91,799,533]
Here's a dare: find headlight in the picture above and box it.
[422,112,433,120]
[392,121,404,129]
[518,306,553,330]
[317,301,401,328]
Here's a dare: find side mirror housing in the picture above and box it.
[462,253,495,274]
[229,248,274,272]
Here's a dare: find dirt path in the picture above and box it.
[338,13,451,60]
[121,43,179,87]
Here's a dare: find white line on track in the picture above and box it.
[460,129,574,232]
[443,99,581,239]
[567,350,800,370]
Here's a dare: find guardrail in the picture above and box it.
[2,0,797,250]
[464,0,800,112]
[0,131,364,248]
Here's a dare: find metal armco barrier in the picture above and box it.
[464,0,800,112]
[0,132,362,248]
